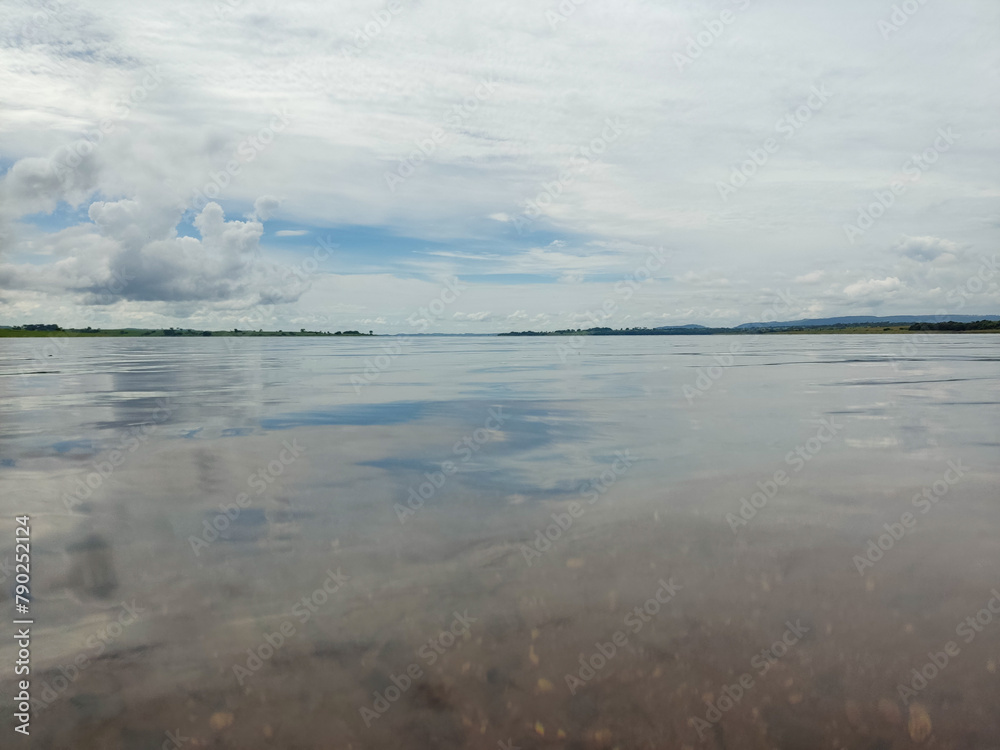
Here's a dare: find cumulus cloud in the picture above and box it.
[88,198,181,249]
[252,196,281,222]
[894,235,961,263]
[0,152,105,253]
[1,200,308,307]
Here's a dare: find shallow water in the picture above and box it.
[1,334,998,749]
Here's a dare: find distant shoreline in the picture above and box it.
[2,321,1000,337]
[499,321,1000,336]
[0,328,372,338]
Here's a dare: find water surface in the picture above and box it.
[1,335,998,748]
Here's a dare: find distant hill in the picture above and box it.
[736,315,1000,329]
[656,324,707,329]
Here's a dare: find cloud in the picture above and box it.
[252,196,281,221]
[794,271,825,283]
[843,276,903,298]
[678,271,732,287]
[1,200,307,307]
[0,153,105,254]
[453,311,492,321]
[0,0,997,330]
[894,235,961,263]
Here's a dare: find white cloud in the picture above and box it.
[453,311,492,321]
[843,276,903,298]
[894,235,961,263]
[252,196,281,221]
[0,199,307,307]
[794,271,825,283]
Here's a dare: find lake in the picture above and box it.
[1,334,998,748]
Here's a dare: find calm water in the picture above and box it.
[1,335,998,749]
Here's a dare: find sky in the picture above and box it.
[0,0,998,332]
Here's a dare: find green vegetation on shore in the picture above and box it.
[500,320,1000,336]
[0,325,374,338]
[906,320,1000,331]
